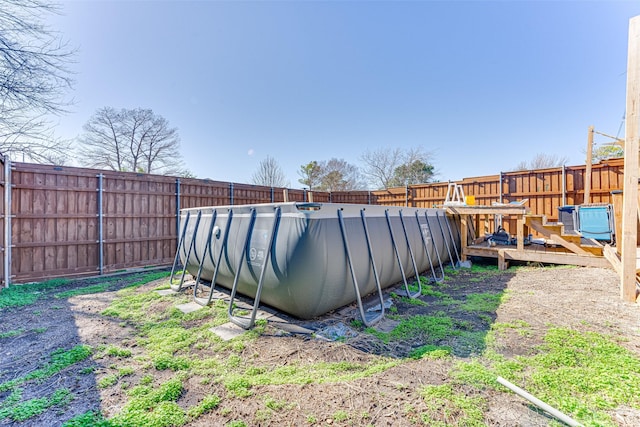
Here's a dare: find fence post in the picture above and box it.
[229,182,234,205]
[3,157,11,287]
[368,191,371,205]
[175,178,181,244]
[270,187,274,203]
[496,172,504,231]
[97,174,104,275]
[561,164,567,206]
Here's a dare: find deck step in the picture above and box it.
[524,214,603,256]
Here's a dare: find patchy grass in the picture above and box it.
[367,314,458,344]
[420,384,486,427]
[56,271,171,300]
[0,278,69,309]
[452,327,640,426]
[5,264,637,426]
[0,328,24,338]
[0,345,92,392]
[0,388,73,423]
[109,376,186,427]
[459,292,505,313]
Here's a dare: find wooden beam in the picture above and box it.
[621,15,640,303]
[603,244,622,276]
[585,125,594,203]
[463,246,612,268]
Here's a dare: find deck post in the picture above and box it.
[621,15,640,302]
[459,215,468,261]
[585,125,594,204]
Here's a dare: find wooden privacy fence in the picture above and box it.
[0,156,625,286]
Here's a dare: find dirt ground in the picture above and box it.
[0,262,639,426]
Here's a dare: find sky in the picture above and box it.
[44,0,640,189]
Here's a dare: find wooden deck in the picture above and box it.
[446,204,613,270]
[462,243,611,270]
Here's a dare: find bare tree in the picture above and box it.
[251,156,289,187]
[514,153,568,171]
[359,147,402,189]
[360,146,436,189]
[318,158,364,192]
[0,0,75,163]
[77,107,187,175]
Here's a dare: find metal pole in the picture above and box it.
[270,187,274,203]
[3,157,11,287]
[496,172,503,231]
[561,164,567,206]
[229,182,234,205]
[497,377,583,427]
[175,178,181,243]
[97,174,104,275]
[405,185,409,207]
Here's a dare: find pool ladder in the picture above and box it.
[170,206,281,329]
[336,207,460,327]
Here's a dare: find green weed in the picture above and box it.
[105,345,133,358]
[0,329,23,338]
[400,296,428,306]
[409,345,451,359]
[491,320,531,337]
[0,278,69,309]
[111,377,186,427]
[368,314,458,343]
[460,292,504,313]
[187,394,221,418]
[264,396,288,411]
[62,410,111,427]
[98,374,119,389]
[420,384,486,426]
[0,388,72,422]
[333,409,349,422]
[0,345,92,392]
[55,283,110,299]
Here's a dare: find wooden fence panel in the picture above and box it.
[308,191,330,203]
[0,157,5,286]
[11,163,100,281]
[101,172,177,272]
[412,182,448,207]
[371,187,408,206]
[330,191,370,204]
[589,159,624,203]
[459,176,500,206]
[180,179,230,208]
